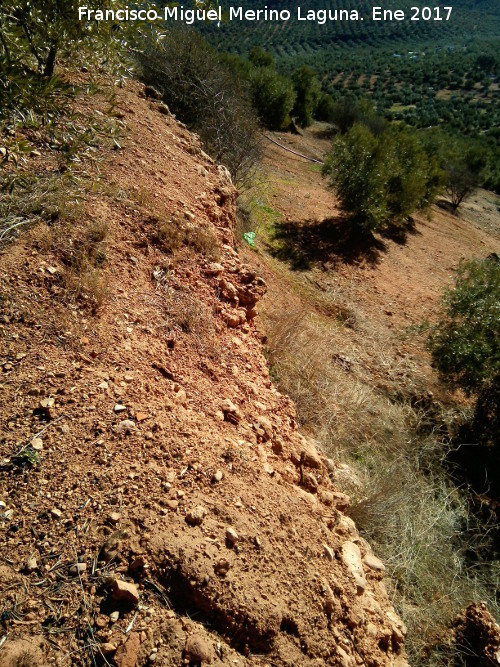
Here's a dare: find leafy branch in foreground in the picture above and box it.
[0,0,115,77]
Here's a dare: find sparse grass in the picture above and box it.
[30,215,110,315]
[263,302,499,666]
[62,265,108,314]
[0,172,77,247]
[236,179,282,245]
[153,215,221,261]
[16,650,38,667]
[129,188,221,261]
[157,284,220,360]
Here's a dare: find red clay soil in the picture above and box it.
[0,81,409,666]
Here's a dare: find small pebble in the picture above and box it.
[186,505,207,526]
[26,558,38,572]
[31,438,43,451]
[225,527,238,545]
[323,544,334,561]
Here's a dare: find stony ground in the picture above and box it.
[0,80,411,667]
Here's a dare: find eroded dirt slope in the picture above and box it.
[0,81,408,667]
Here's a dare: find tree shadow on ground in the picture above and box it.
[380,217,421,246]
[436,198,458,215]
[268,214,387,271]
[310,124,336,140]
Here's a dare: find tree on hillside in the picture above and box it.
[137,28,261,186]
[315,92,335,123]
[0,0,111,77]
[331,97,361,134]
[249,66,296,130]
[323,123,443,233]
[291,65,321,128]
[445,161,477,211]
[428,257,500,455]
[248,46,274,69]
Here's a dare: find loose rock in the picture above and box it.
[253,415,273,442]
[225,527,238,545]
[300,443,322,470]
[26,558,38,572]
[100,643,117,655]
[214,558,230,577]
[31,438,43,451]
[39,397,56,419]
[363,553,386,573]
[116,419,136,434]
[323,544,334,561]
[220,398,242,424]
[186,505,207,526]
[114,632,140,667]
[185,634,212,663]
[111,579,139,605]
[341,541,367,595]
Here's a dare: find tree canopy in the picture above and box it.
[323,123,443,232]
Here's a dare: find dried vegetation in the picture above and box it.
[263,276,499,666]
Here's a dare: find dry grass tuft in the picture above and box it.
[153,214,220,261]
[15,651,38,667]
[0,173,77,248]
[159,286,220,360]
[129,187,221,261]
[30,215,110,314]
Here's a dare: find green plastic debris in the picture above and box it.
[242,231,256,247]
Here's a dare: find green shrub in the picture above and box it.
[323,123,444,232]
[291,65,321,128]
[249,65,296,130]
[427,256,500,498]
[315,93,335,123]
[428,257,500,397]
[248,46,274,68]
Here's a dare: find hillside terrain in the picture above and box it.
[0,78,415,667]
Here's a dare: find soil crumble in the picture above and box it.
[0,80,410,666]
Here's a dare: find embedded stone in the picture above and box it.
[341,541,366,595]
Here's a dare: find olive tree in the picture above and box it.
[323,123,443,233]
[0,0,111,76]
[428,256,500,456]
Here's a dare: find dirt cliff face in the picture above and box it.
[0,79,409,667]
